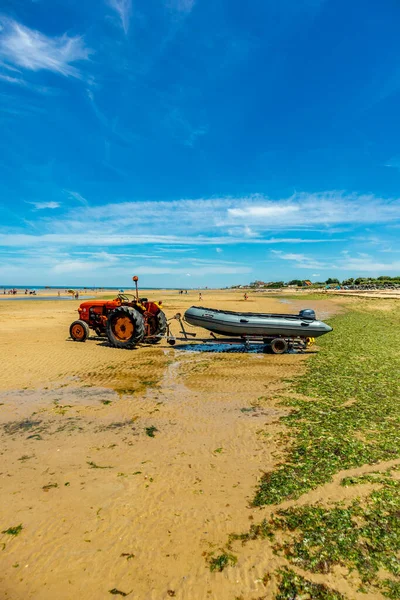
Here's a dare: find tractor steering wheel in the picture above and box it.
[117,293,135,302]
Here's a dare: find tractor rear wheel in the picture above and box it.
[70,320,90,342]
[146,310,167,343]
[106,306,145,349]
[156,310,167,336]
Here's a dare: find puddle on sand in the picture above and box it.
[177,342,267,353]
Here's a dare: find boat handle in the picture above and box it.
[240,318,249,323]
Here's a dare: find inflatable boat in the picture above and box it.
[184,306,332,339]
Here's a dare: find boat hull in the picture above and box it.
[184,306,332,338]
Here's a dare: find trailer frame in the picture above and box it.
[146,313,314,354]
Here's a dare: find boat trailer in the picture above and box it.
[160,313,315,354]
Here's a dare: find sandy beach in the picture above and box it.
[0,290,396,599]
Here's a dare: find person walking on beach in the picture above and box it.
[244,292,248,300]
[199,292,202,301]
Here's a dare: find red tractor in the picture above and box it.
[69,276,167,349]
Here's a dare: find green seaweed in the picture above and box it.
[254,308,400,506]
[209,551,237,572]
[2,524,23,536]
[145,426,158,438]
[87,461,113,469]
[275,568,344,600]
[270,473,400,599]
[42,483,58,491]
[228,519,274,547]
[18,455,34,461]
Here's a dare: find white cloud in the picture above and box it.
[225,192,400,229]
[107,0,132,34]
[0,18,91,78]
[47,193,399,241]
[229,205,299,218]
[272,251,308,261]
[28,201,60,210]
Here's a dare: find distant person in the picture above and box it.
[199,292,202,301]
[244,292,248,300]
[25,289,28,295]
[58,291,61,297]
[75,291,79,299]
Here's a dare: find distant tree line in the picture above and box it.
[232,276,400,289]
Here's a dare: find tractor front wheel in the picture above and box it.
[106,306,145,349]
[70,320,90,342]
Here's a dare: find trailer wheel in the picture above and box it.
[70,320,90,342]
[106,306,145,349]
[270,338,288,354]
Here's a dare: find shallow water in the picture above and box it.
[176,342,303,354]
[0,295,94,301]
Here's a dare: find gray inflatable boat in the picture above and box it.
[184,306,332,339]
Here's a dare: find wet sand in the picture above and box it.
[0,290,341,599]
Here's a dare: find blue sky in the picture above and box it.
[0,0,400,287]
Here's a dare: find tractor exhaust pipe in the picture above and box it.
[132,276,139,301]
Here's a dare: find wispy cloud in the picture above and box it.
[1,192,398,250]
[272,250,400,273]
[167,0,196,14]
[164,108,207,147]
[107,0,132,34]
[28,201,60,210]
[64,190,89,207]
[0,233,344,247]
[225,192,400,229]
[0,18,91,79]
[0,73,26,86]
[271,250,324,269]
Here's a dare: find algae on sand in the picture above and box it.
[254,307,400,505]
[270,468,400,599]
[222,303,400,599]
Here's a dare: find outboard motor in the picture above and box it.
[299,308,316,320]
